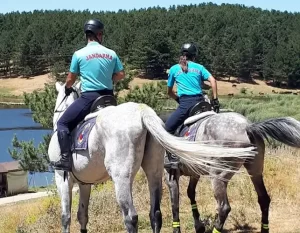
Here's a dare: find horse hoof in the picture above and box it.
[261,228,269,233]
[173,228,181,233]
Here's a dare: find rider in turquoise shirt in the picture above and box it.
[164,43,220,169]
[52,19,125,171]
[165,42,220,134]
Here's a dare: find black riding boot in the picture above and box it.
[52,130,72,171]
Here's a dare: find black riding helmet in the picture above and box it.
[84,19,104,35]
[180,43,198,57]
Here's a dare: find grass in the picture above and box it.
[1,147,300,233]
[0,87,24,104]
[220,94,300,122]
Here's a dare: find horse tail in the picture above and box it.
[246,117,300,148]
[139,104,257,173]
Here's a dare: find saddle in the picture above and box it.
[72,95,117,151]
[174,99,213,138]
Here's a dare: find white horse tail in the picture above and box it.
[139,104,257,173]
[247,117,300,148]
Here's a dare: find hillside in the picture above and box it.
[1,4,300,85]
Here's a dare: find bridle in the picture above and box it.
[54,87,79,113]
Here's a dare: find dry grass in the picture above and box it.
[1,147,300,233]
[209,77,300,96]
[0,74,52,96]
[1,74,299,98]
[0,193,61,233]
[129,77,300,96]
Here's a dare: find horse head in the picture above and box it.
[53,81,81,130]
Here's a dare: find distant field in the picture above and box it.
[0,74,52,107]
[1,73,300,98]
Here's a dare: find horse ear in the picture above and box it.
[55,82,62,92]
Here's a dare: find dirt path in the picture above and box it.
[0,187,79,206]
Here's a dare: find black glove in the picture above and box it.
[65,86,73,96]
[211,98,220,113]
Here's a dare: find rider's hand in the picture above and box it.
[212,98,220,113]
[65,86,73,96]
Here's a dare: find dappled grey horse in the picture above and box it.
[162,104,300,233]
[48,82,257,233]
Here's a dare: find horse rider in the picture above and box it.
[165,42,220,167]
[51,19,125,171]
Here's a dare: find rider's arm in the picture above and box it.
[167,87,179,101]
[167,68,179,102]
[112,54,125,83]
[201,66,218,99]
[207,75,218,99]
[66,53,79,88]
[66,72,77,88]
[113,71,125,83]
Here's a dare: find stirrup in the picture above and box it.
[164,152,180,170]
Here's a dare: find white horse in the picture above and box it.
[48,81,257,233]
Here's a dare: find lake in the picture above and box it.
[0,107,54,187]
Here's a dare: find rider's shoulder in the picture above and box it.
[73,46,88,56]
[74,44,118,58]
[190,62,209,72]
[189,61,204,68]
[94,44,115,53]
[169,64,181,72]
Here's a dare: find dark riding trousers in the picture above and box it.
[165,94,204,134]
[57,89,113,134]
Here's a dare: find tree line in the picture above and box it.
[1,3,300,86]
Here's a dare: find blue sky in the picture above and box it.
[1,0,300,14]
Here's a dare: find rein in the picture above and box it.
[53,88,80,128]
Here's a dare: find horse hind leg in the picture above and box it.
[247,174,270,233]
[244,145,270,233]
[107,146,140,233]
[164,166,181,233]
[113,176,138,233]
[211,177,232,233]
[77,184,91,233]
[187,177,205,233]
[141,133,165,233]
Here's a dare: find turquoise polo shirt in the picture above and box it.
[69,41,124,92]
[167,61,211,97]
